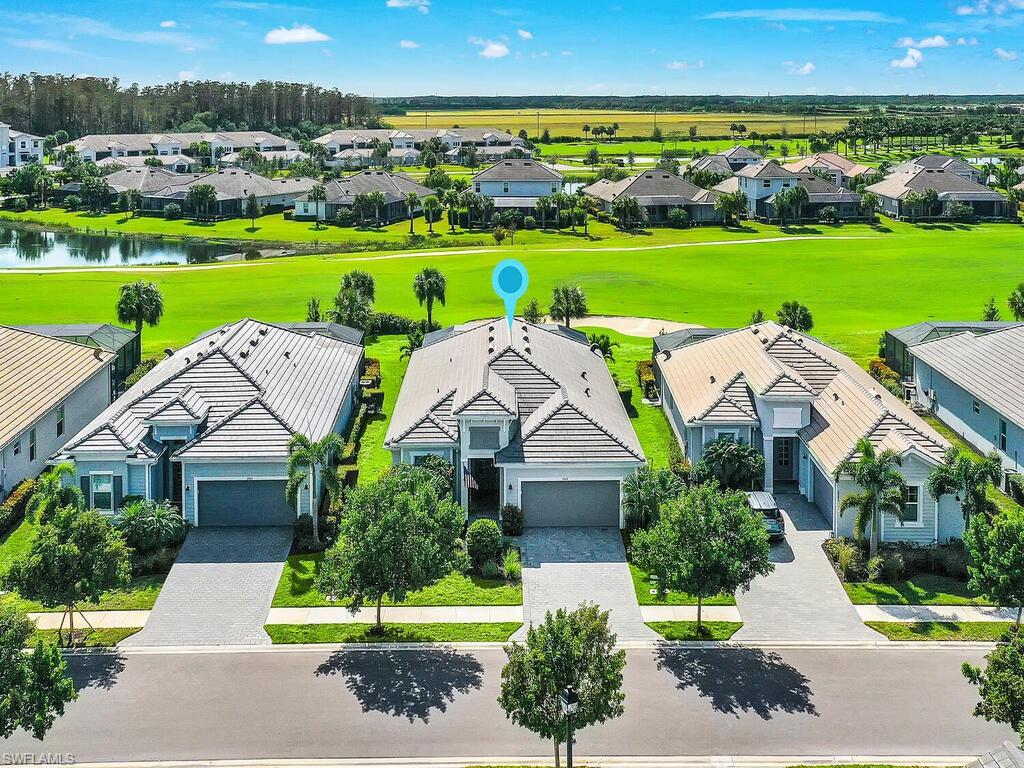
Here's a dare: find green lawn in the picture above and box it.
[265,622,521,644]
[0,574,166,613]
[865,621,1015,641]
[0,518,38,577]
[629,564,736,606]
[646,621,743,640]
[843,574,994,606]
[32,627,142,647]
[3,220,1020,364]
[358,336,409,484]
[272,553,522,607]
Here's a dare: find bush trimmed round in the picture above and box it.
[467,518,503,570]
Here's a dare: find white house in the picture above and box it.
[471,159,564,212]
[735,160,800,218]
[58,131,298,166]
[1,123,45,167]
[655,323,963,545]
[314,127,529,168]
[384,320,645,527]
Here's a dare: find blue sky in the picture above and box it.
[4,0,1024,95]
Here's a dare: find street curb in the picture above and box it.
[66,639,1002,655]
[64,754,978,768]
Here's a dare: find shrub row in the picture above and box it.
[824,536,971,583]
[635,359,657,400]
[0,479,36,538]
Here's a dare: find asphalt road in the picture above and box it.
[0,646,1012,763]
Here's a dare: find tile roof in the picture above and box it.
[766,173,862,204]
[866,167,1008,201]
[721,145,764,161]
[887,320,1021,346]
[783,152,872,177]
[735,160,798,180]
[295,170,434,205]
[146,169,317,202]
[687,155,735,176]
[314,127,517,146]
[386,320,644,465]
[12,324,136,353]
[0,326,114,448]
[59,320,362,461]
[657,322,949,475]
[59,166,182,196]
[582,170,720,206]
[909,324,1024,427]
[472,159,564,183]
[894,154,980,177]
[60,131,295,155]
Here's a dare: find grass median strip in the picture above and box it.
[865,621,1016,642]
[32,627,142,648]
[843,574,994,606]
[265,622,522,644]
[629,564,736,606]
[646,621,743,641]
[0,574,165,613]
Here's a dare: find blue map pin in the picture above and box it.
[492,259,528,329]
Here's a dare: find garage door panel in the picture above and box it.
[197,480,295,526]
[521,480,620,527]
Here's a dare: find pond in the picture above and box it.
[0,224,233,268]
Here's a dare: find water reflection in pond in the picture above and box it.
[0,225,232,268]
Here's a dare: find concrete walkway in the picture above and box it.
[857,604,1021,623]
[515,527,658,642]
[266,605,523,624]
[734,492,879,642]
[120,526,293,647]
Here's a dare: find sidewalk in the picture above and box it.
[29,610,150,630]
[856,604,1020,623]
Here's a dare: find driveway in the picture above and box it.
[515,527,657,642]
[733,493,880,642]
[121,527,293,647]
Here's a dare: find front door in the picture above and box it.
[773,437,794,482]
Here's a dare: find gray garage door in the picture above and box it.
[521,480,620,527]
[811,462,834,519]
[197,480,296,527]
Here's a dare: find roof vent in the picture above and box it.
[258,328,268,336]
[833,393,840,402]
[164,348,174,357]
[581,371,588,380]
[710,375,716,384]
[584,387,591,397]
[524,346,531,354]
[760,337,768,345]
[488,325,495,332]
[239,350,248,359]
[249,338,258,347]
[488,347,494,354]
[184,357,191,365]
[751,327,759,334]
[283,350,291,359]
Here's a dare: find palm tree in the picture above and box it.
[405,191,420,234]
[307,183,327,229]
[920,188,940,222]
[116,280,164,337]
[928,448,1003,525]
[122,189,143,218]
[587,332,619,360]
[621,467,683,531]
[789,185,809,224]
[860,191,880,223]
[552,192,572,229]
[833,437,906,558]
[550,284,588,328]
[903,190,924,221]
[400,325,426,359]
[185,183,217,220]
[442,189,461,232]
[1007,283,1024,321]
[413,267,447,328]
[536,196,553,229]
[774,188,794,227]
[341,269,375,301]
[27,462,84,522]
[422,196,442,234]
[367,190,387,228]
[352,192,370,227]
[286,433,346,547]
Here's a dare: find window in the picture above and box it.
[469,427,501,450]
[474,183,481,193]
[12,439,20,457]
[973,400,981,415]
[28,429,36,461]
[552,184,558,194]
[56,405,65,437]
[714,429,738,442]
[902,486,921,525]
[763,180,771,188]
[90,474,113,512]
[1000,420,1008,452]
[777,440,791,467]
[503,182,509,194]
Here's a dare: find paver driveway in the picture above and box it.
[514,527,657,641]
[121,526,292,647]
[733,493,880,642]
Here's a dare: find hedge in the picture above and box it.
[635,359,657,400]
[0,478,36,538]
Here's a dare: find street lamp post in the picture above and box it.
[559,686,579,768]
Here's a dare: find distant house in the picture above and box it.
[96,155,196,173]
[1,123,45,167]
[55,320,363,526]
[655,323,962,545]
[735,161,800,218]
[218,149,309,169]
[142,169,318,218]
[582,169,721,224]
[891,155,986,185]
[865,167,1012,220]
[909,325,1024,475]
[783,152,873,188]
[58,131,299,167]
[56,166,184,206]
[293,170,434,223]
[762,173,863,222]
[384,320,644,527]
[471,160,564,213]
[719,145,764,171]
[687,154,735,178]
[882,321,1021,379]
[13,324,141,399]
[314,128,530,168]
[0,326,114,498]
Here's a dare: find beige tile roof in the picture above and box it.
[783,152,872,177]
[0,326,114,448]
[582,169,719,206]
[658,322,949,475]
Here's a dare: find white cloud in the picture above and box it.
[386,0,429,13]
[666,59,704,70]
[517,28,532,39]
[957,36,979,44]
[785,60,816,74]
[264,23,330,44]
[11,13,202,48]
[178,70,195,80]
[468,36,510,57]
[890,47,923,68]
[956,0,1024,14]
[399,39,419,48]
[10,38,85,54]
[701,8,900,23]
[895,34,949,47]
[160,20,177,28]
[560,49,572,55]
[995,46,1019,59]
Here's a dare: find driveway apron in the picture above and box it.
[733,493,880,642]
[121,526,293,647]
[514,527,657,642]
